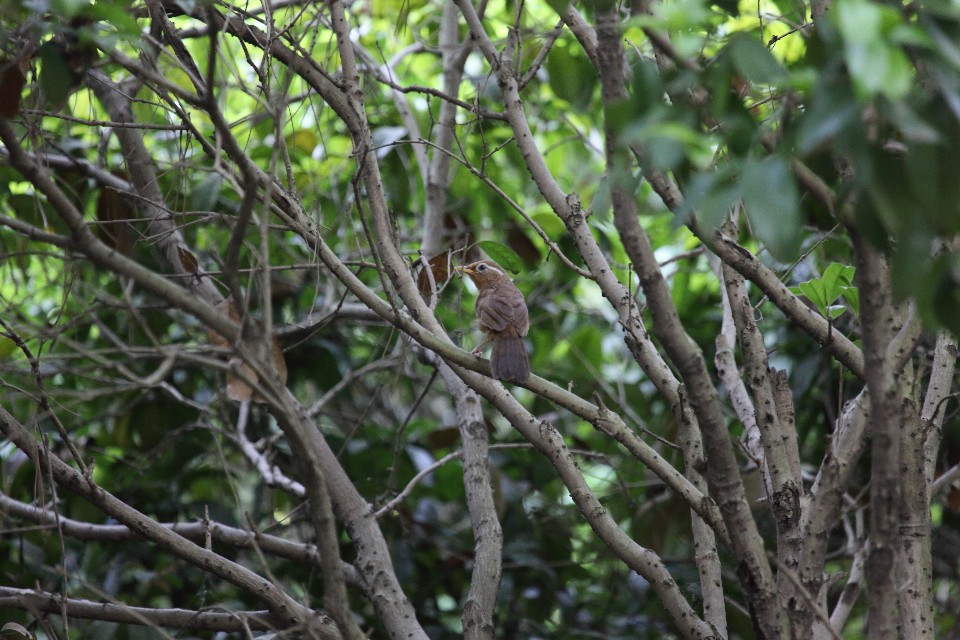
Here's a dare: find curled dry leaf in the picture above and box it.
[96,178,135,256]
[0,622,34,639]
[177,245,200,275]
[427,426,459,450]
[416,251,451,295]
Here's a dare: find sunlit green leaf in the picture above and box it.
[797,280,828,310]
[285,129,318,154]
[727,35,786,84]
[0,336,17,361]
[794,263,858,319]
[835,0,913,100]
[476,240,525,273]
[85,1,140,36]
[827,305,846,319]
[821,263,855,296]
[545,43,597,110]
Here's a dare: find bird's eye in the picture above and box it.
[477,264,487,272]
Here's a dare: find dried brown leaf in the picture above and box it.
[177,246,200,275]
[417,251,451,295]
[96,182,135,255]
[0,56,28,119]
[226,357,256,402]
[426,426,460,450]
[506,222,541,265]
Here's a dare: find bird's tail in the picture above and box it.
[491,333,530,383]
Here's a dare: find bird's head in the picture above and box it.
[454,260,510,290]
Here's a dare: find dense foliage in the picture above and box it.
[2,0,960,638]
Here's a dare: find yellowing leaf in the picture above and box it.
[285,129,318,154]
[0,336,17,362]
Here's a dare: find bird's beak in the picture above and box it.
[454,265,469,276]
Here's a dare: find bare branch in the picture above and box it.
[593,5,782,635]
[0,586,278,633]
[0,405,340,638]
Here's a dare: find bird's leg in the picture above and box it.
[470,334,493,357]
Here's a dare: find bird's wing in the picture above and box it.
[476,292,516,333]
[477,290,529,336]
[512,295,529,336]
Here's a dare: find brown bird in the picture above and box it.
[456,260,530,383]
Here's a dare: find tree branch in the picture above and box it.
[0,405,340,638]
[0,587,278,633]
[593,6,782,635]
[851,231,903,639]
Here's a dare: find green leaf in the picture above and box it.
[827,305,846,319]
[795,263,857,319]
[622,120,709,172]
[727,35,786,84]
[890,230,937,302]
[0,335,17,361]
[545,43,597,110]
[531,209,565,238]
[634,0,714,30]
[588,174,611,220]
[797,280,828,309]
[835,0,913,100]
[476,241,525,274]
[842,286,859,317]
[828,263,855,285]
[850,42,912,100]
[190,173,222,211]
[740,157,801,261]
[821,262,854,300]
[285,129,318,154]
[628,58,665,116]
[85,1,141,36]
[796,87,860,155]
[51,0,89,17]
[38,42,74,108]
[678,166,740,229]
